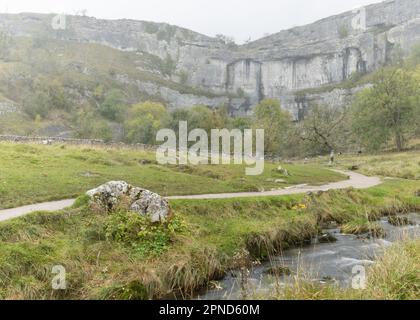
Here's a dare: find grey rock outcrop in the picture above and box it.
[86,181,172,223]
[1,0,420,117]
[0,101,17,115]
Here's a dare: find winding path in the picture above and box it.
[0,199,75,222]
[0,170,381,222]
[166,170,381,200]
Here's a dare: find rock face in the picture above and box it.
[0,101,17,115]
[1,0,420,117]
[86,181,172,223]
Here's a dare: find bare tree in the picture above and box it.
[298,104,349,154]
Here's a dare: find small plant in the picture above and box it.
[100,281,150,300]
[103,211,187,257]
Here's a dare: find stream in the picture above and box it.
[197,213,420,300]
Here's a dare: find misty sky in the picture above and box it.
[0,0,383,43]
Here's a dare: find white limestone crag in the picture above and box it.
[1,0,420,117]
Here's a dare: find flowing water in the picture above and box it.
[197,213,420,300]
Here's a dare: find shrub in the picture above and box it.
[103,211,187,257]
[100,281,150,300]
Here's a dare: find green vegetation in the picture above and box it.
[103,211,186,258]
[0,143,418,299]
[0,142,345,209]
[332,151,420,180]
[0,36,229,139]
[297,48,420,156]
[0,169,418,299]
[294,71,374,97]
[202,47,420,159]
[1,36,419,160]
[296,104,349,155]
[125,102,170,144]
[351,67,420,151]
[253,99,293,156]
[340,219,385,237]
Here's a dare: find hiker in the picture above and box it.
[329,149,335,166]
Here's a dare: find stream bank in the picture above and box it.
[197,213,420,300]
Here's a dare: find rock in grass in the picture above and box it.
[318,233,337,244]
[139,159,153,165]
[414,190,420,197]
[275,179,286,183]
[86,181,172,223]
[130,189,172,223]
[87,181,131,208]
[320,276,337,284]
[276,166,290,176]
[264,266,292,276]
[388,215,413,227]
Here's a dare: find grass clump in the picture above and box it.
[387,215,413,227]
[340,219,385,238]
[98,281,151,300]
[72,194,90,209]
[363,240,420,300]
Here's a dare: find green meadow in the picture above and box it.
[0,143,419,299]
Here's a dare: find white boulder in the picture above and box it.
[86,181,172,223]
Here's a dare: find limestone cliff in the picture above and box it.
[1,0,420,119]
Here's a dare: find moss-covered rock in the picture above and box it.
[318,233,338,243]
[264,266,292,276]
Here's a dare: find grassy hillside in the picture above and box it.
[0,142,345,209]
[0,36,224,137]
